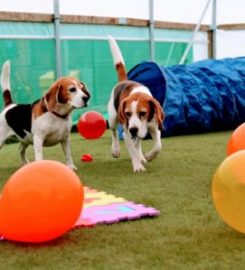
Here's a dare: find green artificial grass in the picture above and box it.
[1,130,245,270]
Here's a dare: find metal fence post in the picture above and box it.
[211,0,217,59]
[53,0,62,79]
[149,0,155,61]
[179,0,212,64]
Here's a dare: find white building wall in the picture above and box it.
[216,30,245,59]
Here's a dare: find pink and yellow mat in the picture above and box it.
[74,186,160,227]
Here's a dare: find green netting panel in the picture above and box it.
[0,39,55,109]
[0,22,54,37]
[61,24,149,39]
[61,39,151,122]
[61,23,193,41]
[0,23,193,125]
[62,39,192,123]
[155,41,192,66]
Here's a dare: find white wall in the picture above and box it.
[60,0,149,18]
[0,0,244,24]
[0,0,53,13]
[193,33,209,62]
[0,0,245,60]
[216,30,245,59]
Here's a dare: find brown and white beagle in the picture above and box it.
[107,36,165,172]
[0,60,90,170]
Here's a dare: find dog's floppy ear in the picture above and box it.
[45,82,60,111]
[57,84,69,104]
[150,98,165,130]
[80,81,90,97]
[118,99,127,125]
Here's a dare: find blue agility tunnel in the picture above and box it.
[127,57,245,137]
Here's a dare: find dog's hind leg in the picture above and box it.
[0,138,5,149]
[144,127,162,162]
[19,143,29,165]
[108,98,120,158]
[0,117,12,149]
[0,128,6,149]
[111,128,120,158]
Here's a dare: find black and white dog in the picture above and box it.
[0,60,90,169]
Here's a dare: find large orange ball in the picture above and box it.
[0,161,83,243]
[77,111,106,139]
[212,150,245,233]
[227,123,245,156]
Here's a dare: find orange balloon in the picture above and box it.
[212,150,245,233]
[0,160,83,243]
[227,123,245,156]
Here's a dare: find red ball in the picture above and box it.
[77,111,106,139]
[227,123,245,156]
[81,154,93,162]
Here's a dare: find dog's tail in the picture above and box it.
[1,60,13,107]
[108,36,127,82]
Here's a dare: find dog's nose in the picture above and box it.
[82,96,89,104]
[129,127,138,138]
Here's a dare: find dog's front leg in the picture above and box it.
[61,137,77,170]
[111,128,120,158]
[124,131,145,172]
[33,135,44,161]
[135,138,147,164]
[108,107,120,158]
[145,127,162,162]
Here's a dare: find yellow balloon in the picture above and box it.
[212,150,245,233]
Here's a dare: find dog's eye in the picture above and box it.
[139,111,146,117]
[69,87,77,93]
[125,112,132,118]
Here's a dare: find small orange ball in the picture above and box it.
[0,160,83,243]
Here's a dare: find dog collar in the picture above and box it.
[51,110,69,120]
[42,97,69,120]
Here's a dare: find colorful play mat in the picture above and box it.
[74,186,160,227]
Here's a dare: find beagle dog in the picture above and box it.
[107,36,165,172]
[0,60,90,170]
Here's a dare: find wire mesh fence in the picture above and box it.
[0,19,193,123]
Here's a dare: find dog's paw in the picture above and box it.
[111,147,120,158]
[140,154,147,164]
[112,152,120,158]
[133,163,146,172]
[19,161,29,169]
[145,152,158,162]
[68,164,77,171]
[21,160,29,166]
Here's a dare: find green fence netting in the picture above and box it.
[0,22,193,124]
[0,39,56,108]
